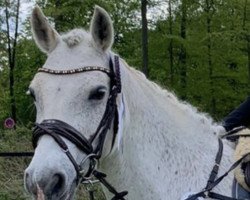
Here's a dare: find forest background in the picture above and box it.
[0,0,249,199]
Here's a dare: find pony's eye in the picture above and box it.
[89,87,107,100]
[27,88,36,101]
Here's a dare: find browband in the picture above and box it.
[38,66,111,76]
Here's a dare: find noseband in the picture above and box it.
[32,55,127,199]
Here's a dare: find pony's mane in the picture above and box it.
[122,59,224,134]
[62,29,92,47]
[60,29,223,134]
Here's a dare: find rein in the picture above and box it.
[185,127,250,200]
[33,55,128,200]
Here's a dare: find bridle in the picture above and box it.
[32,55,128,200]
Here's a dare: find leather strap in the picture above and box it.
[185,139,250,200]
[93,170,128,200]
[33,120,93,154]
[33,123,81,181]
[205,139,223,190]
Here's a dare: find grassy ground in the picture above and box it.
[0,126,105,200]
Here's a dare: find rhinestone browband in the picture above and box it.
[38,66,111,75]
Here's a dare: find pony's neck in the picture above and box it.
[121,61,220,138]
[100,60,224,199]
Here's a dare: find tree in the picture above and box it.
[141,0,149,77]
[242,0,250,87]
[168,0,174,85]
[3,0,20,124]
[179,0,187,100]
[204,0,216,114]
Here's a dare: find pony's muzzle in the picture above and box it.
[24,167,66,199]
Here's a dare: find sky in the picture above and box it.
[20,1,34,22]
[19,1,35,32]
[0,1,34,37]
[0,0,169,42]
[18,1,168,32]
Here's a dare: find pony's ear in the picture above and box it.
[90,6,114,51]
[31,6,59,53]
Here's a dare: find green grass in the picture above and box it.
[0,126,105,200]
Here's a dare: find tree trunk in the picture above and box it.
[141,0,148,77]
[168,0,174,86]
[205,0,215,115]
[179,0,187,100]
[248,38,250,86]
[55,0,63,32]
[243,0,250,87]
[5,0,20,124]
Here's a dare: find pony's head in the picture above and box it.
[24,5,119,199]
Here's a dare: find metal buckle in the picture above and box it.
[80,153,98,166]
[201,189,209,198]
[79,153,98,181]
[63,148,69,153]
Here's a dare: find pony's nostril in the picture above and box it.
[50,173,65,194]
[25,171,29,179]
[24,172,30,189]
[24,166,67,198]
[24,169,35,194]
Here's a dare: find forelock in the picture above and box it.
[62,29,92,47]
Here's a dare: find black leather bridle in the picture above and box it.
[32,55,128,200]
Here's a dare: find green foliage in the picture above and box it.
[14,37,46,125]
[0,37,45,126]
[147,0,250,120]
[0,69,10,124]
[0,126,32,200]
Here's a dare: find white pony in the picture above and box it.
[24,5,235,200]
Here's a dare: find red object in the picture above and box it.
[4,118,15,129]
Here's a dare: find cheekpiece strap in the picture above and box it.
[114,55,121,93]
